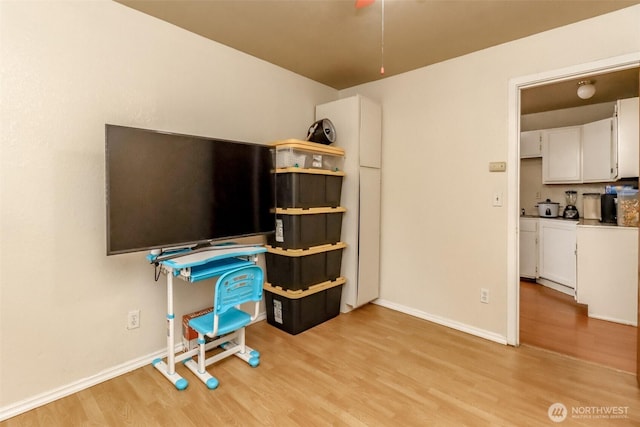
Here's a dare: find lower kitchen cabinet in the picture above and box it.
[538,219,577,290]
[519,217,538,279]
[576,225,638,325]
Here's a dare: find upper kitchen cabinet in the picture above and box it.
[531,97,638,184]
[520,130,543,158]
[542,126,582,183]
[616,97,639,179]
[582,118,615,182]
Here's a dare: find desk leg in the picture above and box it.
[151,271,188,390]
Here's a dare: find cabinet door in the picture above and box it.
[617,97,639,179]
[538,220,577,289]
[359,96,382,168]
[582,118,615,182]
[356,167,381,306]
[519,218,538,279]
[542,126,582,183]
[520,130,542,158]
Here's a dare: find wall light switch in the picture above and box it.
[489,161,507,172]
[492,192,503,207]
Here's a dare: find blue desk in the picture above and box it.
[147,245,266,389]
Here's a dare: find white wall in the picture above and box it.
[0,1,336,409]
[341,6,640,339]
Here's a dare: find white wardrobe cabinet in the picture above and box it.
[315,95,382,312]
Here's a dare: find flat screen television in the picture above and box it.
[105,124,275,255]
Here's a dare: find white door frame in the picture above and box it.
[506,52,640,346]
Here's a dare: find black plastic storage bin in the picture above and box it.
[268,207,346,249]
[265,242,346,291]
[275,170,345,208]
[264,278,345,335]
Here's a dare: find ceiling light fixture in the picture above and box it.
[577,80,596,99]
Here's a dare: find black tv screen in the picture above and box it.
[105,125,274,255]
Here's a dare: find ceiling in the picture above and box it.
[115,0,639,113]
[521,67,639,114]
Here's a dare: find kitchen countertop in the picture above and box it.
[521,214,639,229]
[578,218,618,228]
[521,214,579,222]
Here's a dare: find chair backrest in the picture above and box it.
[213,265,264,316]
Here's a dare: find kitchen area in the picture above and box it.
[518,68,639,371]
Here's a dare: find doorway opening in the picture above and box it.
[507,53,640,373]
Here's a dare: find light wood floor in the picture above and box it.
[4,304,640,426]
[520,280,637,374]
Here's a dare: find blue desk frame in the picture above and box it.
[147,245,266,389]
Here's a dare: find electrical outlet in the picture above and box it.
[127,309,140,330]
[480,288,489,304]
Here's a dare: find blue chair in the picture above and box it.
[183,265,263,389]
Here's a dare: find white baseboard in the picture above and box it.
[536,278,575,297]
[588,312,637,327]
[0,313,268,422]
[0,347,166,422]
[372,299,508,345]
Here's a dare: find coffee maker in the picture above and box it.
[601,193,617,223]
[563,190,579,219]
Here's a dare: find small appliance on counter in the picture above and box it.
[582,193,601,220]
[600,193,617,223]
[537,199,559,218]
[563,190,579,219]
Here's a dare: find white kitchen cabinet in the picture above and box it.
[542,126,582,184]
[519,217,538,279]
[576,225,638,325]
[520,130,543,158]
[538,219,577,290]
[315,95,382,312]
[616,97,639,179]
[582,118,616,182]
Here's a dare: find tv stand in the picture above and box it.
[147,244,266,389]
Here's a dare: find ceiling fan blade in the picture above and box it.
[355,0,375,8]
